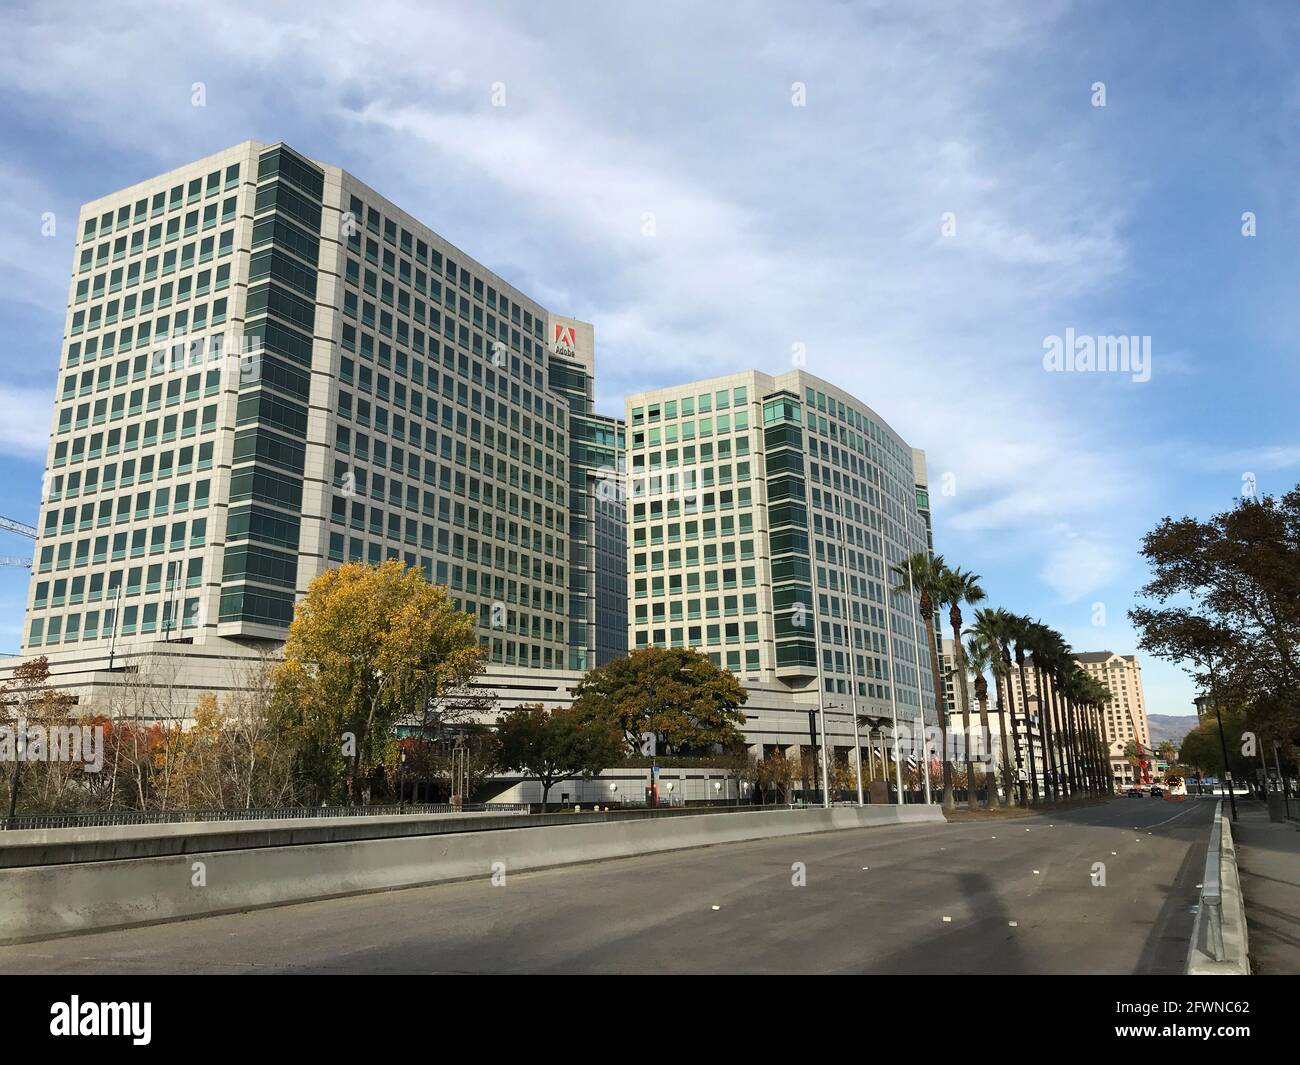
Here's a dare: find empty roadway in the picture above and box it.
[0,796,1214,975]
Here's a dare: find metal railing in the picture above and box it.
[2,802,528,832]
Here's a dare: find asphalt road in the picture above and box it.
[0,796,1215,975]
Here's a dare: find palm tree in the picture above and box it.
[1086,675,1116,793]
[964,633,999,808]
[1066,663,1097,795]
[1026,620,1065,802]
[892,552,952,809]
[1050,642,1081,801]
[1054,665,1076,795]
[1007,614,1041,804]
[937,565,986,810]
[1060,663,1090,795]
[1066,670,1108,794]
[966,606,1018,806]
[1046,648,1077,799]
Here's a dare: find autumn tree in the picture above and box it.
[571,647,747,758]
[495,704,623,806]
[755,749,794,805]
[720,744,760,803]
[2,657,79,819]
[273,560,485,804]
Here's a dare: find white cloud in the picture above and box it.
[0,162,79,315]
[1039,524,1124,603]
[0,385,53,459]
[1207,445,1300,472]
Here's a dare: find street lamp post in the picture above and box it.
[1197,693,1237,822]
[918,714,932,804]
[882,568,905,803]
[851,703,865,807]
[1272,740,1291,819]
[817,702,831,808]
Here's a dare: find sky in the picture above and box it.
[1,0,1297,719]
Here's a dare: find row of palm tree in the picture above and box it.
[889,552,1115,810]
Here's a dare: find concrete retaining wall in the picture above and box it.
[0,804,942,944]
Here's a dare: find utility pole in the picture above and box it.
[1212,699,1238,822]
[881,562,905,803]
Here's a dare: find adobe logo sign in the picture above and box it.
[553,323,577,356]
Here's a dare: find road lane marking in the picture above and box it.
[1145,804,1206,830]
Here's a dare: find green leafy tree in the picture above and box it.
[1130,487,1300,764]
[1177,712,1255,786]
[496,704,624,806]
[572,647,747,756]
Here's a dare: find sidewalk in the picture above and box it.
[1229,799,1300,975]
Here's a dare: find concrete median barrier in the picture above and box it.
[0,804,942,944]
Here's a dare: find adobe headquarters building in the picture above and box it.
[11,140,940,764]
[15,141,625,712]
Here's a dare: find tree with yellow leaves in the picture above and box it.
[272,560,485,804]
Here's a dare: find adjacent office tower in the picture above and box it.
[20,141,624,706]
[624,370,939,752]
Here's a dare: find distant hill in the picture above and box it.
[1147,714,1198,749]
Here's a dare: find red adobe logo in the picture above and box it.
[554,323,576,352]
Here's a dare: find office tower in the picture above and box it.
[624,370,938,758]
[18,140,622,709]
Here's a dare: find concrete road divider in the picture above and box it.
[1186,801,1250,975]
[0,804,942,944]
